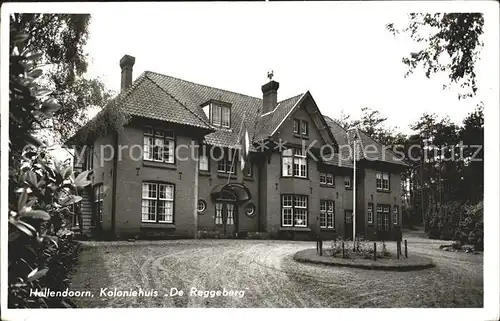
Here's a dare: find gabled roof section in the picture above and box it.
[253,93,304,142]
[253,91,338,149]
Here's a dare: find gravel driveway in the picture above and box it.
[70,231,483,308]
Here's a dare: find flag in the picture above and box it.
[239,112,250,173]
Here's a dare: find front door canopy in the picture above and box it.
[210,183,251,203]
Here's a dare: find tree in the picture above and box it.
[10,13,114,143]
[387,13,484,99]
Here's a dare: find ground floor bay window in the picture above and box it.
[282,195,308,227]
[141,182,174,223]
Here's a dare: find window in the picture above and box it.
[383,206,390,231]
[211,104,230,128]
[293,119,308,138]
[93,185,104,226]
[141,182,174,223]
[301,121,308,136]
[320,200,335,229]
[199,146,209,171]
[226,204,234,225]
[320,173,334,186]
[367,203,374,224]
[221,107,230,128]
[197,200,206,213]
[144,128,175,164]
[217,148,236,174]
[245,203,256,217]
[83,145,93,171]
[345,210,353,224]
[393,205,399,225]
[281,195,308,227]
[282,148,307,178]
[344,176,351,188]
[293,119,299,134]
[376,204,390,231]
[215,203,223,225]
[376,171,390,191]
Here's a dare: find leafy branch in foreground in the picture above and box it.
[9,29,91,308]
[387,13,484,99]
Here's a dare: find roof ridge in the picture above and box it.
[144,73,212,129]
[145,70,262,102]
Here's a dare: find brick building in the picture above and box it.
[67,55,407,241]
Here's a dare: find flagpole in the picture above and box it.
[353,130,357,242]
[227,111,246,185]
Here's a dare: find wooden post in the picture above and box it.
[397,241,400,260]
[342,241,345,258]
[373,242,377,261]
[319,239,323,256]
[405,239,408,258]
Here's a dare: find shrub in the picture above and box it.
[426,200,483,250]
[8,30,91,308]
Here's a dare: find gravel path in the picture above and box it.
[70,232,483,308]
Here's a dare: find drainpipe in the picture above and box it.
[111,131,118,238]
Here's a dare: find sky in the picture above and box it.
[81,2,490,135]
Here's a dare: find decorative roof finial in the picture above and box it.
[267,70,274,81]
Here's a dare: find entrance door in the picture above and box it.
[376,209,391,240]
[214,202,238,237]
[344,210,353,240]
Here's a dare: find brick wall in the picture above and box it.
[197,148,259,235]
[113,125,198,239]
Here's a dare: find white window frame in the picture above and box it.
[141,182,174,223]
[301,121,308,136]
[367,203,374,224]
[376,171,390,191]
[212,105,222,126]
[143,128,175,164]
[221,106,230,128]
[281,195,308,227]
[211,104,230,128]
[215,203,223,225]
[393,205,399,225]
[293,148,307,178]
[293,119,299,134]
[226,203,235,225]
[199,146,209,171]
[320,200,335,229]
[217,148,236,174]
[344,176,351,188]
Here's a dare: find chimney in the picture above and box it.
[261,79,279,114]
[119,54,135,92]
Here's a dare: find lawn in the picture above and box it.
[69,234,483,308]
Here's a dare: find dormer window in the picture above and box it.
[204,101,231,128]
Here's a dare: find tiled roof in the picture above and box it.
[356,129,407,166]
[253,93,304,142]
[123,72,212,129]
[68,70,405,168]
